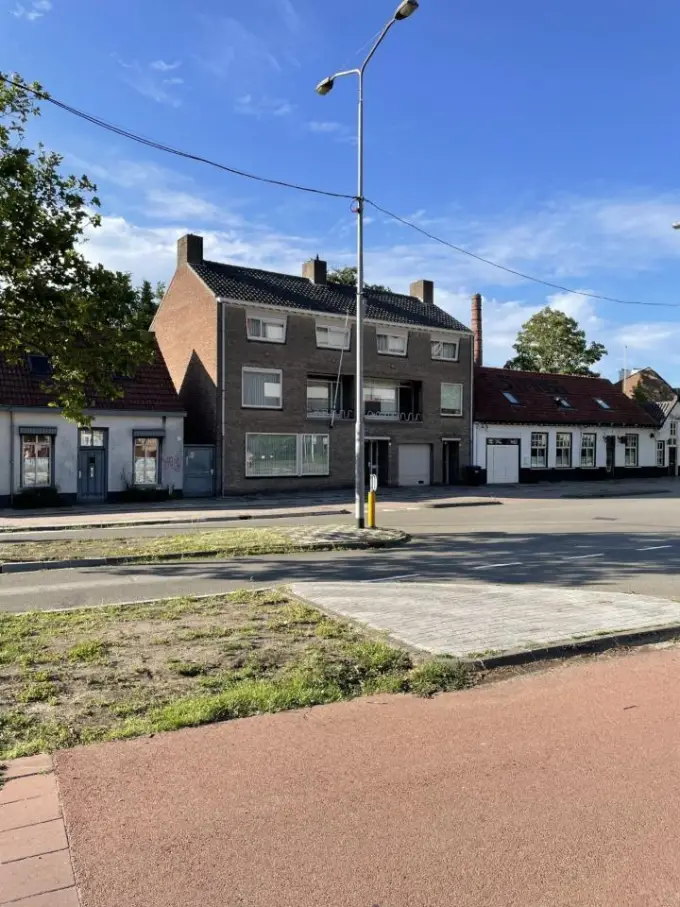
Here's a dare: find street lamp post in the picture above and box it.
[316,0,419,529]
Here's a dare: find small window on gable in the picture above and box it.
[246,315,286,344]
[27,355,52,376]
[595,398,611,410]
[503,391,520,405]
[556,396,572,409]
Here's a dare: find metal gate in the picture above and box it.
[184,446,216,497]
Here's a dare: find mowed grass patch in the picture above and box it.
[0,591,470,758]
[0,527,313,564]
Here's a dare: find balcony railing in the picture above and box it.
[365,410,423,422]
[307,407,355,420]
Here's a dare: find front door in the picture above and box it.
[184,446,216,497]
[443,441,460,485]
[670,446,677,477]
[605,436,616,477]
[365,440,389,488]
[78,429,107,502]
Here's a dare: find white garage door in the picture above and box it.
[398,444,431,486]
[487,440,520,484]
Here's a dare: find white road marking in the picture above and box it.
[364,573,421,583]
[472,562,523,570]
[560,553,605,560]
[637,545,672,551]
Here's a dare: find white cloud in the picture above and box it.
[163,77,184,86]
[308,121,345,134]
[11,0,51,20]
[150,59,181,72]
[114,57,183,107]
[234,95,294,117]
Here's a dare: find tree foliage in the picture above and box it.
[504,307,607,376]
[136,280,166,328]
[0,72,154,422]
[327,266,391,294]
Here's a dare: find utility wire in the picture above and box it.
[366,199,680,309]
[0,74,354,201]
[5,73,679,309]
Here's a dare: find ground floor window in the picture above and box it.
[580,433,596,468]
[246,433,329,478]
[624,433,639,467]
[21,433,53,487]
[134,437,160,485]
[657,439,666,467]
[530,432,548,468]
[555,432,572,468]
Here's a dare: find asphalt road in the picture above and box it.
[2,495,680,611]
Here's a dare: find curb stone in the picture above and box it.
[560,489,670,500]
[0,532,410,574]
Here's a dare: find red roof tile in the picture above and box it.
[475,366,657,427]
[0,341,184,413]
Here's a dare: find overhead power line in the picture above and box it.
[4,73,679,310]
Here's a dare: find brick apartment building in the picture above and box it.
[153,234,473,495]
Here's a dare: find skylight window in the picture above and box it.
[595,398,611,410]
[555,396,572,409]
[503,391,520,404]
[27,355,51,376]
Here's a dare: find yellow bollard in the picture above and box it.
[367,490,376,529]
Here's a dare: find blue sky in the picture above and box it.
[4,0,680,381]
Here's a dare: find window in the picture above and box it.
[503,391,520,405]
[376,332,407,356]
[79,429,106,448]
[21,434,53,487]
[307,379,333,416]
[624,433,639,467]
[441,383,463,417]
[134,437,160,485]
[555,432,572,468]
[242,368,282,409]
[364,380,399,420]
[431,340,459,361]
[316,324,350,350]
[27,355,51,376]
[556,397,572,409]
[246,315,285,343]
[530,432,548,468]
[657,440,666,468]
[595,398,611,410]
[580,433,596,468]
[245,434,329,477]
[670,421,678,446]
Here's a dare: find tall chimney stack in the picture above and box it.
[471,293,483,366]
[302,256,327,285]
[177,234,203,267]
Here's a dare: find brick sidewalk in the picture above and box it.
[0,755,78,906]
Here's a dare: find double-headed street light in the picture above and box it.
[316,0,419,529]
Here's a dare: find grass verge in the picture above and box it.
[0,590,469,759]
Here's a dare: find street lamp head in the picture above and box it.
[394,0,419,20]
[316,77,335,96]
[673,222,680,230]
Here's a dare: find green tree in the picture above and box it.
[327,266,392,294]
[504,307,607,376]
[135,280,166,327]
[0,72,153,422]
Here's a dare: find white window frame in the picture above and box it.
[134,436,161,486]
[440,383,463,417]
[624,433,639,467]
[245,433,330,478]
[580,433,596,468]
[242,367,283,410]
[430,338,459,361]
[316,323,350,350]
[246,313,286,344]
[20,433,54,488]
[530,432,548,468]
[670,421,678,446]
[555,432,572,468]
[657,439,666,468]
[376,331,408,357]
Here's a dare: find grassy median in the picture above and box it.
[0,527,331,564]
[0,590,469,759]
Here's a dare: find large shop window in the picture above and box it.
[245,434,329,478]
[21,433,53,487]
[134,437,160,485]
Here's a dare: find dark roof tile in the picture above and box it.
[192,261,471,333]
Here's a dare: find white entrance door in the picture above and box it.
[487,440,520,484]
[398,444,431,486]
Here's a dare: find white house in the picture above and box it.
[0,347,185,507]
[473,366,661,485]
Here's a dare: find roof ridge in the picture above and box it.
[476,365,612,382]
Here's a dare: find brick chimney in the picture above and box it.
[177,234,203,267]
[303,256,327,285]
[410,279,434,305]
[471,293,483,366]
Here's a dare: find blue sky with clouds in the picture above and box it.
[4,0,680,381]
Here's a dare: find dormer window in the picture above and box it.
[27,355,52,376]
[595,398,611,410]
[556,396,572,409]
[503,391,520,405]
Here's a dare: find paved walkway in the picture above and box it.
[35,646,680,906]
[291,581,680,657]
[0,755,78,906]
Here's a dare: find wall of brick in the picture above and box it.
[153,266,219,445]
[221,305,473,493]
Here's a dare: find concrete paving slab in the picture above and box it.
[290,581,680,657]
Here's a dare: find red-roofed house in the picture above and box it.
[473,366,660,484]
[0,344,185,506]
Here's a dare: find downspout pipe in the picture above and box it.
[220,301,227,497]
[9,409,14,505]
